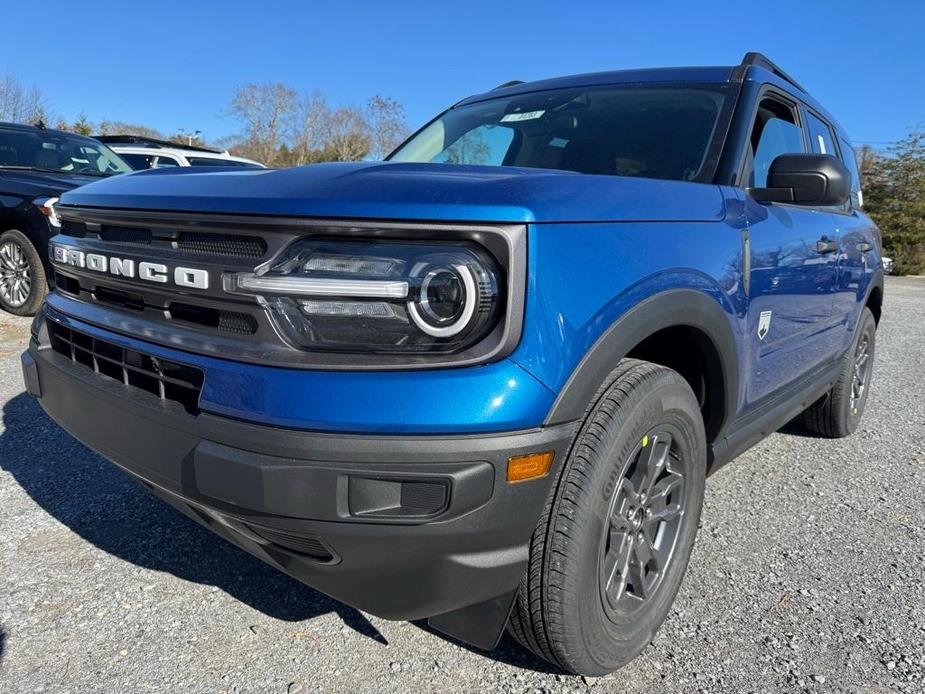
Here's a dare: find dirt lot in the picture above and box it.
[1,277,923,693]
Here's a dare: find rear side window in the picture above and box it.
[805,111,837,157]
[839,138,863,208]
[154,156,180,168]
[747,97,805,187]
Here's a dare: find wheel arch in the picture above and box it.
[544,289,740,446]
[0,206,47,252]
[864,269,884,325]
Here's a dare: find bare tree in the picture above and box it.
[97,120,165,139]
[228,83,297,166]
[0,72,47,124]
[856,144,881,191]
[443,130,490,166]
[366,95,408,160]
[290,91,332,165]
[326,106,371,162]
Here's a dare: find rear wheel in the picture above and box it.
[802,307,877,438]
[509,359,706,676]
[0,229,46,316]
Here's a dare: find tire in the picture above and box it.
[801,307,877,438]
[0,229,47,316]
[509,359,707,676]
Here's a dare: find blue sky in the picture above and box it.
[4,1,922,148]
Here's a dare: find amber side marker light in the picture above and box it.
[507,451,554,483]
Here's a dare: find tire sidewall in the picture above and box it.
[0,229,46,316]
[551,373,706,674]
[843,308,877,434]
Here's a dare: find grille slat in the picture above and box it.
[59,224,267,259]
[48,321,204,414]
[243,523,336,562]
[177,232,266,258]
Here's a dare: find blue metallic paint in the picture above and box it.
[59,162,726,225]
[47,62,882,439]
[508,198,746,400]
[42,304,556,434]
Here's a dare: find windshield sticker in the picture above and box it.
[501,110,545,122]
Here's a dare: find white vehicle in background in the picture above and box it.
[95,135,265,170]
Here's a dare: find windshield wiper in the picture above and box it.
[0,165,114,177]
[0,165,65,174]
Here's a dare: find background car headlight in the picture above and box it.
[34,197,61,228]
[231,239,503,353]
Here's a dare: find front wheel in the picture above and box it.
[508,359,706,676]
[0,229,47,316]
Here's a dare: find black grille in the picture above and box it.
[99,226,153,245]
[177,232,267,258]
[47,321,204,414]
[244,523,336,562]
[61,220,87,237]
[168,302,258,335]
[58,224,267,259]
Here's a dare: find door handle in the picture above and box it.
[815,239,839,254]
[856,242,873,253]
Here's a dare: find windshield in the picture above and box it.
[0,128,132,176]
[390,84,731,182]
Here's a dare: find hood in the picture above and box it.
[58,162,726,224]
[0,169,107,197]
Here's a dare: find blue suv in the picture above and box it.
[21,53,883,675]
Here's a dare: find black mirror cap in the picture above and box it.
[766,153,851,206]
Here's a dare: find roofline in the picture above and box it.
[94,134,224,154]
[734,52,807,93]
[0,121,98,140]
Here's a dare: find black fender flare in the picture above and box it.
[863,268,885,324]
[544,288,740,441]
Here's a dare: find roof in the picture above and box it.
[455,66,736,107]
[108,143,264,167]
[94,134,224,154]
[453,52,844,134]
[0,120,98,142]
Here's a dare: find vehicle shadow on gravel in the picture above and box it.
[0,393,386,644]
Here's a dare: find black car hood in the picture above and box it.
[0,169,107,198]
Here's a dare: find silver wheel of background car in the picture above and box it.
[0,239,33,308]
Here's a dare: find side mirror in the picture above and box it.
[749,153,850,207]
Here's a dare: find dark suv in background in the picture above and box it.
[0,122,131,315]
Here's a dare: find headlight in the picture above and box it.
[34,197,61,228]
[231,239,503,353]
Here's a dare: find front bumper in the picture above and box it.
[22,312,576,648]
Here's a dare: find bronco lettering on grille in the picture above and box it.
[51,244,210,289]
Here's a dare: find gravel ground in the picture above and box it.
[1,277,923,694]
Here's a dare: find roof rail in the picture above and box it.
[736,52,806,93]
[493,80,524,90]
[94,134,223,154]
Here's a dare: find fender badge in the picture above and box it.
[757,311,772,341]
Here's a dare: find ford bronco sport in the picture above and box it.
[22,53,883,675]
